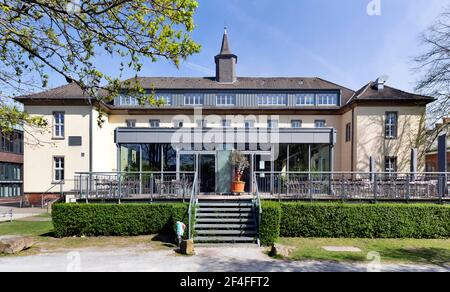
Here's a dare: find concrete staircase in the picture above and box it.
[194,199,258,244]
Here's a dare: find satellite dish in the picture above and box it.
[377,74,389,84]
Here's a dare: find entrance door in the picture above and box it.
[199,154,216,193]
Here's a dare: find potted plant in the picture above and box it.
[230,151,250,193]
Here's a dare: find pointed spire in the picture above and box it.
[219,26,232,55]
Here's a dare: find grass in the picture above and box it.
[278,238,450,266]
[0,219,54,237]
[0,216,176,257]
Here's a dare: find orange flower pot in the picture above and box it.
[231,181,245,193]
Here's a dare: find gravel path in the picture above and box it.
[0,246,448,272]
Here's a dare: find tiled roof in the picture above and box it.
[350,82,434,102]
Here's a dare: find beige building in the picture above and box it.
[15,31,434,195]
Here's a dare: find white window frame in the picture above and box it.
[384,157,397,173]
[216,94,236,106]
[53,112,65,138]
[126,119,136,128]
[118,95,139,106]
[385,112,398,139]
[258,94,287,106]
[53,156,65,182]
[314,120,326,128]
[184,94,204,105]
[221,120,231,128]
[149,119,160,128]
[267,120,278,129]
[244,120,255,129]
[155,93,172,106]
[296,94,315,106]
[317,93,338,106]
[291,120,302,128]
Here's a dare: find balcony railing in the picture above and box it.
[74,171,196,202]
[255,172,449,201]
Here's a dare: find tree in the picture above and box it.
[414,6,450,142]
[0,0,201,132]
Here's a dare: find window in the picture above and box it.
[258,94,287,105]
[197,119,206,128]
[314,120,326,128]
[126,119,136,128]
[384,157,397,173]
[385,112,398,139]
[155,94,172,106]
[244,120,255,129]
[216,94,236,106]
[184,94,204,105]
[117,95,139,106]
[291,120,302,128]
[345,123,351,142]
[296,94,315,106]
[268,120,278,129]
[221,120,231,128]
[53,112,65,138]
[173,120,184,128]
[149,119,160,128]
[0,131,23,154]
[317,93,338,106]
[53,157,64,182]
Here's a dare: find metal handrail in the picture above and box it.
[252,171,262,246]
[188,171,199,240]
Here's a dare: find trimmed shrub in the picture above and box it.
[259,201,281,246]
[258,202,450,245]
[52,203,188,238]
[279,202,450,239]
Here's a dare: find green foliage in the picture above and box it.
[52,203,188,238]
[280,202,450,239]
[259,201,281,246]
[0,0,201,132]
[259,202,450,245]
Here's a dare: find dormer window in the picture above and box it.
[317,93,338,106]
[184,94,204,105]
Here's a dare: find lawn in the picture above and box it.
[278,237,450,265]
[0,219,53,237]
[0,215,176,256]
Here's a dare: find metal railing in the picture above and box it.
[0,209,13,222]
[255,172,449,201]
[188,171,199,239]
[74,171,196,202]
[252,171,262,246]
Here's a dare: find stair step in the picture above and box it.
[196,213,253,218]
[196,218,255,223]
[198,202,253,207]
[194,236,256,243]
[196,229,257,235]
[197,208,252,212]
[195,224,256,229]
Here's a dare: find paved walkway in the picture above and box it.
[0,246,448,272]
[0,207,47,222]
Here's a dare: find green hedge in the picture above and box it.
[52,203,188,238]
[260,202,450,245]
[259,201,281,246]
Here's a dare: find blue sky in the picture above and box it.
[46,0,448,93]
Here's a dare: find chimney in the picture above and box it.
[215,27,237,83]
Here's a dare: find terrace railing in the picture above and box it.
[74,171,196,202]
[252,171,262,246]
[188,171,199,239]
[255,172,449,202]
